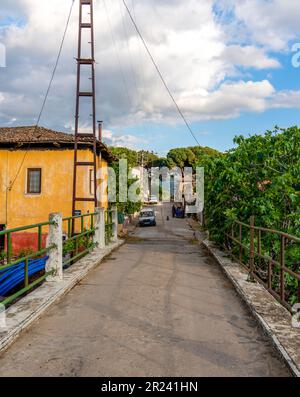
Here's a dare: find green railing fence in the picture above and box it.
[105,209,114,245]
[226,217,300,311]
[62,212,97,268]
[0,221,56,306]
[0,208,118,307]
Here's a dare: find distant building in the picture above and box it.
[0,126,114,251]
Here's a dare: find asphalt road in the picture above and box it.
[0,204,290,376]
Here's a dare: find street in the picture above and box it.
[0,204,289,376]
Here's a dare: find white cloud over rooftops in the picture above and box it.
[0,0,299,133]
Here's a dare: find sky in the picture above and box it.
[0,0,300,155]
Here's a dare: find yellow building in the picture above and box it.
[0,126,114,251]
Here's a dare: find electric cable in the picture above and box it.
[8,0,75,191]
[122,0,201,147]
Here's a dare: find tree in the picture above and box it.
[109,147,142,215]
[200,126,300,305]
[167,146,221,170]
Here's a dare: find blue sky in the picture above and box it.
[118,108,300,155]
[0,16,25,27]
[1,0,300,155]
[115,49,300,154]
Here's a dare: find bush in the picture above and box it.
[201,126,300,241]
[199,126,300,305]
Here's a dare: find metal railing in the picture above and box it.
[226,217,300,311]
[105,209,114,245]
[62,212,97,268]
[0,221,56,306]
[0,208,118,307]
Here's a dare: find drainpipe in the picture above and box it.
[97,120,103,143]
[5,152,9,226]
[97,121,103,207]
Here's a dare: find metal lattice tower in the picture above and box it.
[72,0,98,216]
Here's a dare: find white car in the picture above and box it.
[148,195,158,204]
[139,209,156,227]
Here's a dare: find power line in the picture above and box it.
[122,0,201,147]
[102,0,147,143]
[8,0,75,191]
[103,0,150,149]
[37,0,75,126]
[118,0,140,106]
[103,0,132,107]
[129,0,153,141]
[130,0,149,109]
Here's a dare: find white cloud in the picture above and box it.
[270,90,300,109]
[219,0,300,51]
[220,45,281,70]
[0,0,299,134]
[178,80,275,120]
[102,129,144,149]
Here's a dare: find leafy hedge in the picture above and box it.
[199,126,300,305]
[201,126,300,241]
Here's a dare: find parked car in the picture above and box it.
[148,195,158,204]
[139,209,156,227]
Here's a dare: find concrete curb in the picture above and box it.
[194,233,300,377]
[0,240,125,355]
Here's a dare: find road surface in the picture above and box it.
[0,204,289,376]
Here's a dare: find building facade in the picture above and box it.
[0,126,114,252]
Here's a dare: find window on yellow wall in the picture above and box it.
[27,169,42,194]
[89,169,94,196]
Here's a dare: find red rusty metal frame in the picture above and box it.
[72,0,98,223]
[226,218,300,311]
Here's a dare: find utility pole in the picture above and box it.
[141,152,145,202]
[72,0,98,218]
